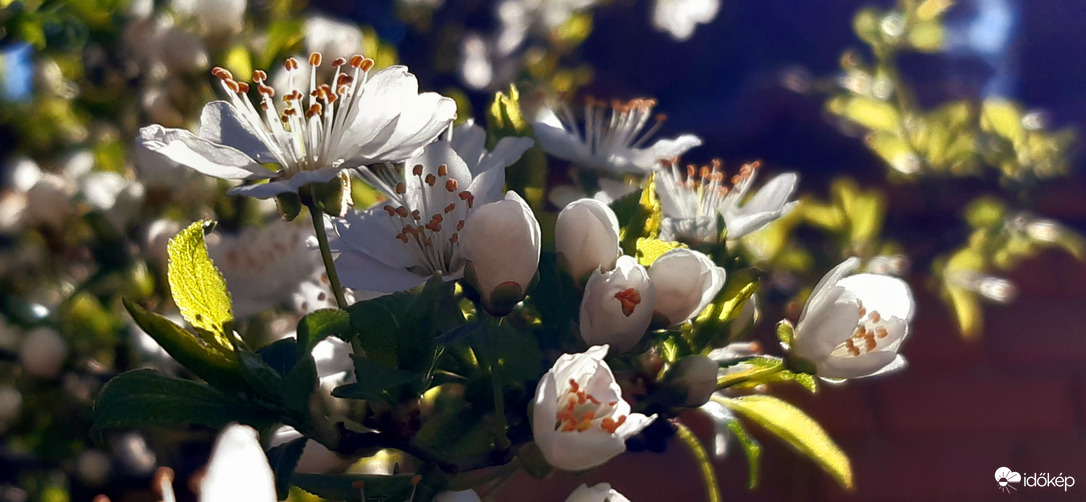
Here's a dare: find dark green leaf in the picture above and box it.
[93,370,275,433]
[291,473,416,502]
[297,308,352,355]
[268,436,307,500]
[258,338,300,377]
[333,357,421,403]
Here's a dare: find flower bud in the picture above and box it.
[555,198,620,281]
[662,355,719,406]
[19,327,68,378]
[647,248,726,327]
[579,256,655,352]
[461,192,541,316]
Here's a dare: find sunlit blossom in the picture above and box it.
[655,159,798,242]
[333,124,534,294]
[579,256,655,352]
[535,98,701,174]
[532,345,656,471]
[138,54,456,198]
[792,258,915,380]
[566,482,631,502]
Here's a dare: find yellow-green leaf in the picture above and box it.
[981,99,1026,144]
[907,22,944,51]
[167,221,234,350]
[635,238,686,267]
[841,97,901,133]
[946,285,983,340]
[720,395,853,490]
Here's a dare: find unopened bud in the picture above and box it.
[555,199,621,282]
[460,192,541,316]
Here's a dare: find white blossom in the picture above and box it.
[206,219,340,317]
[534,98,701,174]
[655,159,798,242]
[532,345,655,471]
[652,0,720,41]
[138,55,456,198]
[199,424,276,502]
[792,258,915,380]
[19,327,68,379]
[334,123,534,294]
[579,256,655,352]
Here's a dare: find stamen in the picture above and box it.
[614,288,642,316]
[309,52,322,67]
[284,58,299,71]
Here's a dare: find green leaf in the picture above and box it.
[946,285,983,340]
[843,96,901,133]
[981,99,1026,144]
[776,319,795,347]
[690,267,760,348]
[348,292,413,367]
[284,354,318,420]
[93,370,276,434]
[122,299,241,390]
[297,308,352,355]
[268,436,307,500]
[721,395,853,490]
[611,178,663,255]
[333,357,421,403]
[725,418,762,489]
[635,237,686,267]
[167,221,234,350]
[907,21,944,51]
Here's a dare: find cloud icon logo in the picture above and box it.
[995,467,1021,493]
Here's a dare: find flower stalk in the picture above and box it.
[304,189,348,310]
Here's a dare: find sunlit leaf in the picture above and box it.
[720,395,853,490]
[167,221,234,350]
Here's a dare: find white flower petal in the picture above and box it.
[837,274,915,322]
[198,101,275,163]
[200,424,276,502]
[334,249,429,293]
[137,125,272,181]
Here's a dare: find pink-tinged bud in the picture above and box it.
[460,192,541,316]
[555,199,621,282]
[647,248,726,327]
[579,256,655,352]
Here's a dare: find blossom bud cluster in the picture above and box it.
[556,199,726,352]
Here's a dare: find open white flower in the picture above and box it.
[137,55,456,198]
[534,98,701,174]
[199,424,276,502]
[652,0,720,41]
[555,198,621,281]
[792,258,915,380]
[532,345,656,471]
[647,248,725,327]
[334,127,533,294]
[206,219,340,317]
[566,482,631,502]
[579,256,655,352]
[461,191,541,316]
[655,160,798,242]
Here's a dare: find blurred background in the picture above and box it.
[1,0,1084,500]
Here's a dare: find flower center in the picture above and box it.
[555,379,627,434]
[381,163,475,276]
[211,52,375,176]
[614,288,642,316]
[556,98,667,156]
[841,300,891,356]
